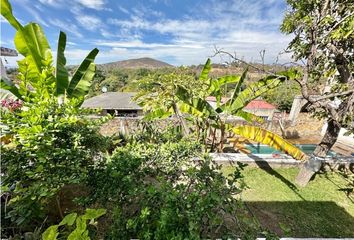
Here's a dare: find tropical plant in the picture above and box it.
[0,0,98,105]
[281,0,354,185]
[137,58,306,159]
[42,208,106,240]
[83,129,261,239]
[0,98,110,230]
[263,80,301,112]
[0,1,107,232]
[134,68,202,134]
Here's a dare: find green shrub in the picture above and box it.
[42,208,106,240]
[1,98,109,230]
[84,133,256,239]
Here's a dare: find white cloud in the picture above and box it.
[90,29,291,66]
[38,0,109,11]
[12,0,50,27]
[118,6,129,14]
[1,16,8,23]
[7,0,292,66]
[74,0,106,10]
[38,0,63,7]
[48,19,83,38]
[67,41,78,46]
[94,40,204,49]
[104,0,292,65]
[76,15,102,31]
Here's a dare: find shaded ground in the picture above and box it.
[223,167,354,237]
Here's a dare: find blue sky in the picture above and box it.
[1,0,292,66]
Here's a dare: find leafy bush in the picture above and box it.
[1,98,110,230]
[263,80,301,112]
[83,130,257,239]
[42,208,106,240]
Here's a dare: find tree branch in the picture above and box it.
[211,46,277,75]
[323,12,354,39]
[311,89,354,102]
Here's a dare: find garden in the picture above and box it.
[1,0,353,239]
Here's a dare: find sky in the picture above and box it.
[1,0,293,67]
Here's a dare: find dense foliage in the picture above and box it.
[281,0,354,136]
[1,98,109,230]
[42,208,107,240]
[0,0,98,104]
[281,0,354,185]
[263,80,301,112]
[6,0,351,238]
[134,59,307,160]
[81,125,261,239]
[87,67,179,97]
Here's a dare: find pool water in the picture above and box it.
[246,144,336,156]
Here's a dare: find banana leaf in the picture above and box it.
[232,125,307,160]
[229,75,285,114]
[55,31,69,96]
[176,86,217,119]
[70,63,96,99]
[209,75,241,107]
[0,77,22,100]
[67,48,99,97]
[228,68,248,106]
[235,110,264,123]
[199,58,211,82]
[1,0,22,30]
[14,23,53,73]
[144,108,173,120]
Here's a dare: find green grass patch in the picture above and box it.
[223,166,354,237]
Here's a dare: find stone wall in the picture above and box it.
[268,113,324,138]
[100,113,324,139]
[99,117,180,136]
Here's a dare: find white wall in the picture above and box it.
[321,123,354,146]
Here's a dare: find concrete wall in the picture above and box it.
[99,117,180,136]
[321,123,354,146]
[99,113,324,140]
[288,95,308,125]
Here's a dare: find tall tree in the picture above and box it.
[281,0,354,186]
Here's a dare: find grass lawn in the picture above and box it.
[223,166,354,237]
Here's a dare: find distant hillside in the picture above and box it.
[98,57,174,70]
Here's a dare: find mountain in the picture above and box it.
[98,57,174,70]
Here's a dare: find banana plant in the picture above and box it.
[175,59,306,160]
[0,0,98,105]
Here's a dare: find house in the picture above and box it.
[244,99,277,120]
[206,97,277,121]
[82,92,143,117]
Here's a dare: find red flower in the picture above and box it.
[1,98,23,112]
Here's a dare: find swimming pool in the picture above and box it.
[246,144,336,156]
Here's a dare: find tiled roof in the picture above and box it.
[205,96,229,104]
[82,92,142,110]
[0,47,18,56]
[244,99,276,109]
[206,96,276,110]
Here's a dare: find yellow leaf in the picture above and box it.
[232,125,308,160]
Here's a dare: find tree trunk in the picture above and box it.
[219,123,225,152]
[295,119,341,186]
[172,102,190,136]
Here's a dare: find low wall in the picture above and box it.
[99,117,180,136]
[99,113,324,139]
[208,153,301,168]
[206,153,354,167]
